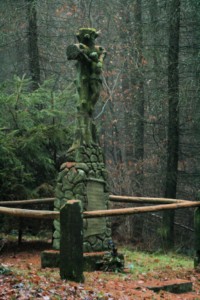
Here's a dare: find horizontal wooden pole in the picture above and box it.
[0,198,56,206]
[83,201,200,219]
[0,195,190,207]
[109,195,186,204]
[0,206,59,219]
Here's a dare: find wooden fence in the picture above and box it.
[0,196,200,281]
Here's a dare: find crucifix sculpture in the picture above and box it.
[66,28,106,151]
[51,29,111,252]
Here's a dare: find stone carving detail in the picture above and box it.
[53,29,111,252]
[66,28,106,151]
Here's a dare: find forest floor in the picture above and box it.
[0,239,200,299]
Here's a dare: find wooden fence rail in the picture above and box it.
[83,201,200,218]
[0,206,59,219]
[0,200,200,219]
[0,195,193,206]
[109,195,186,204]
[0,198,55,206]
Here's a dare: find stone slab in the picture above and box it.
[84,180,107,237]
[144,279,192,294]
[41,250,107,271]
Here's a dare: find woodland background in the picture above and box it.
[0,0,199,252]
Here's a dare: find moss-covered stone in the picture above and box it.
[73,183,85,195]
[54,199,61,209]
[55,183,63,198]
[62,180,73,191]
[66,169,77,183]
[93,239,103,251]
[73,169,86,184]
[53,29,111,254]
[88,235,97,245]
[53,230,60,239]
[53,219,60,232]
[83,242,92,253]
[88,170,95,177]
[64,190,74,200]
[41,250,112,272]
[75,163,89,172]
[91,154,98,162]
[52,238,60,250]
[60,200,84,282]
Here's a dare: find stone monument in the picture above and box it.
[53,28,111,252]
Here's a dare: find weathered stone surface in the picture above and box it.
[88,236,97,245]
[54,199,61,209]
[96,170,102,179]
[73,169,86,184]
[52,238,60,250]
[60,200,84,282]
[53,230,60,239]
[105,228,112,237]
[102,238,112,249]
[99,154,104,162]
[75,194,85,202]
[41,250,110,272]
[84,181,107,238]
[93,239,103,251]
[60,198,69,207]
[85,148,92,157]
[53,219,60,232]
[55,183,63,198]
[146,280,192,294]
[88,170,95,177]
[64,191,74,200]
[53,29,111,252]
[66,169,77,183]
[75,163,89,172]
[91,154,98,162]
[57,168,68,180]
[61,180,73,191]
[92,163,98,170]
[73,183,85,195]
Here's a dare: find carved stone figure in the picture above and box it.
[66,28,106,149]
[52,29,111,253]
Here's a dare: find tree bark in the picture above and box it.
[133,0,145,196]
[27,0,41,90]
[163,0,181,249]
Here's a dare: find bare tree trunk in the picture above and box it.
[27,0,40,90]
[163,0,180,250]
[133,0,145,196]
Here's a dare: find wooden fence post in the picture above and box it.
[60,200,84,282]
[194,207,200,269]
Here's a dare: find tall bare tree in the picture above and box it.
[27,0,41,90]
[162,0,181,249]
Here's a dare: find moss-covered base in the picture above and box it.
[53,144,111,253]
[41,250,123,271]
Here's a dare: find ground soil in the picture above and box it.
[0,240,200,299]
